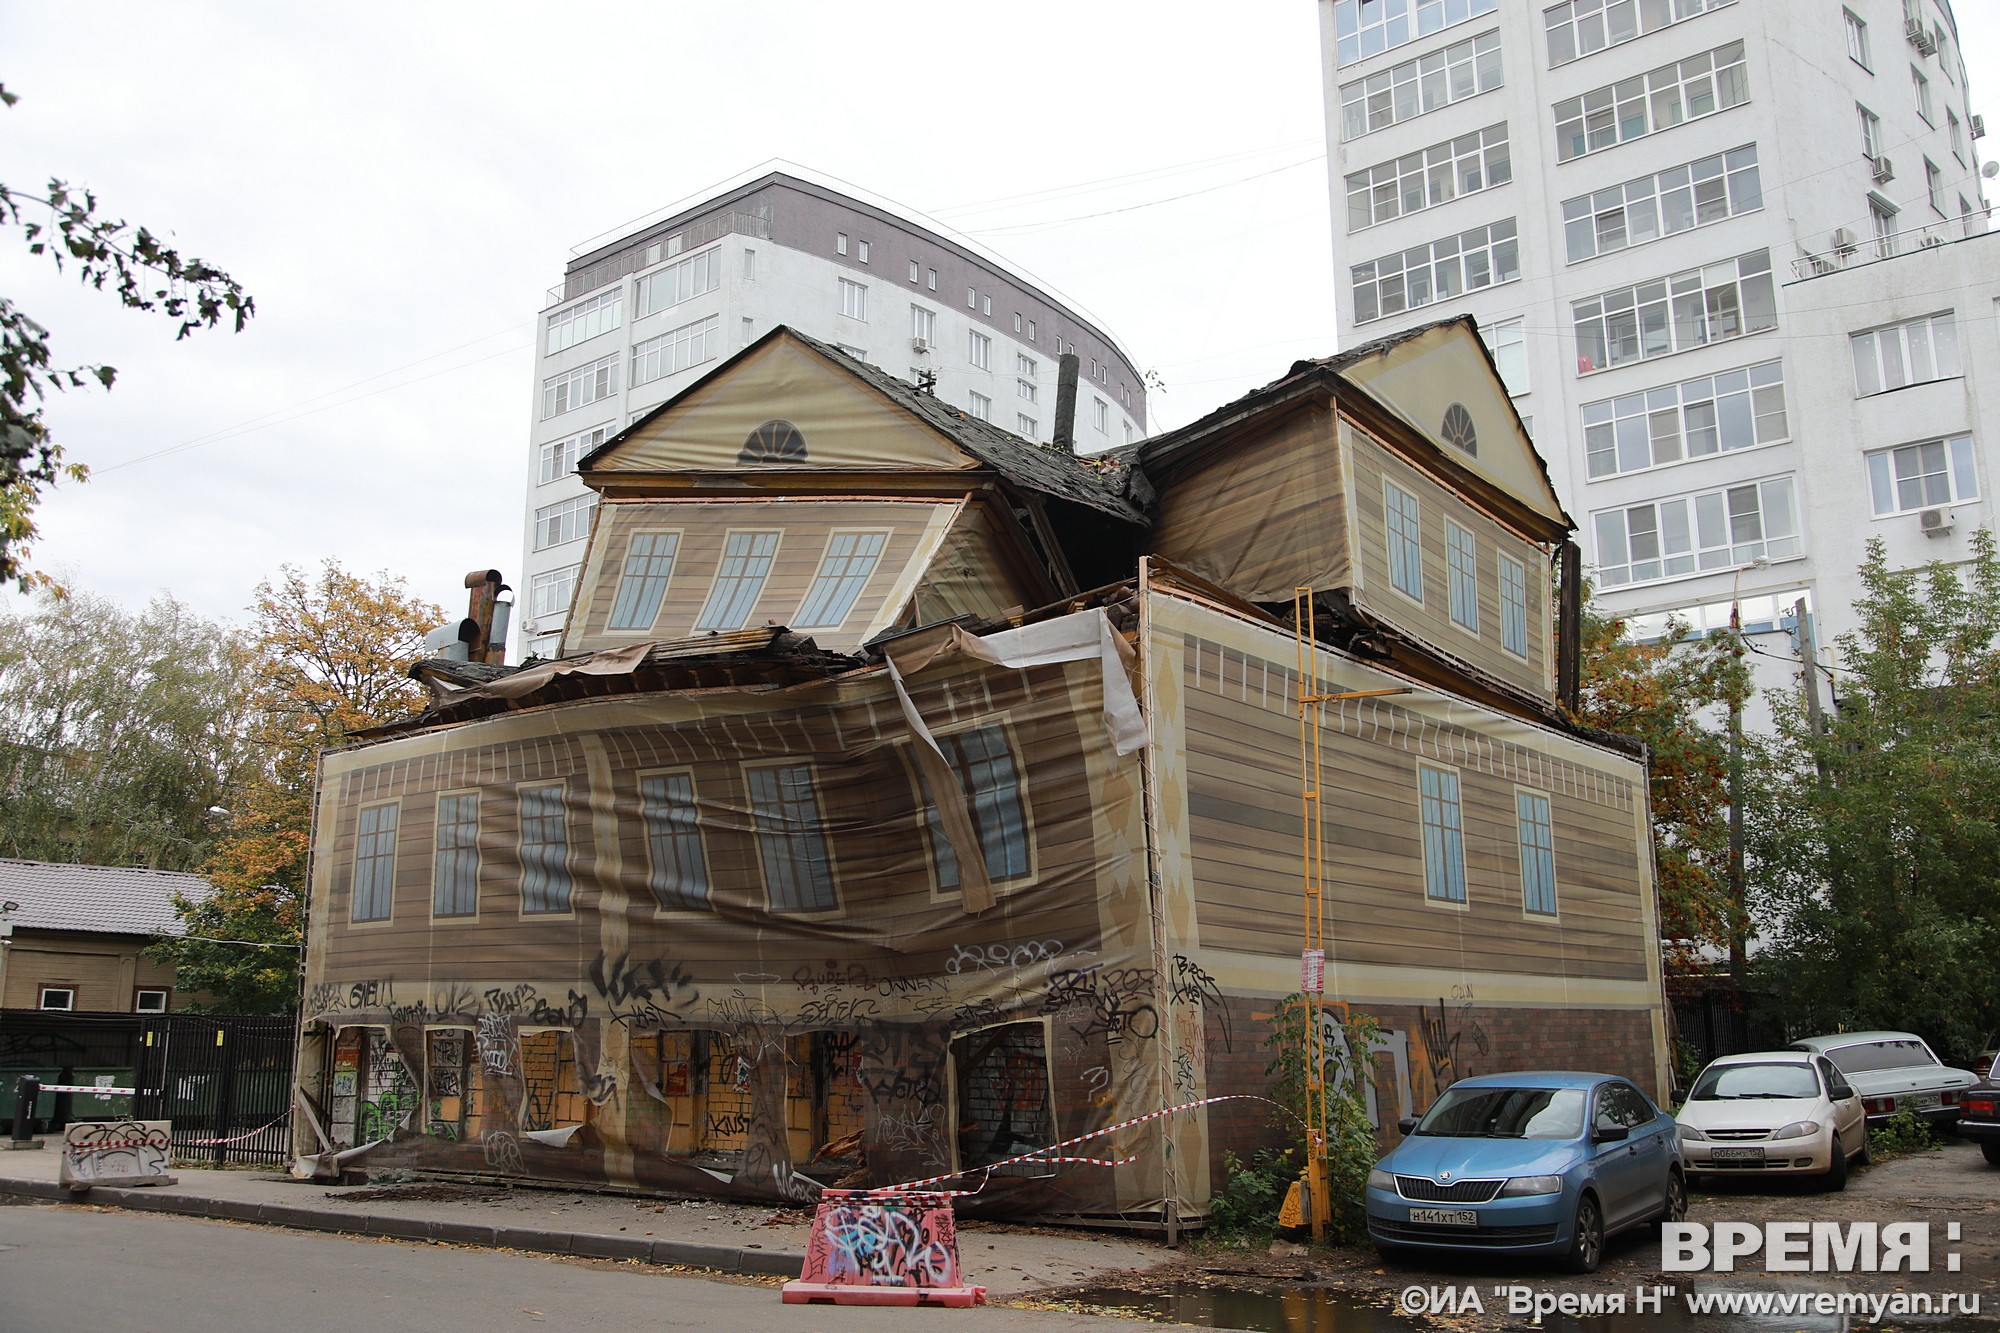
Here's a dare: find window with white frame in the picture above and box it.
[1572,250,1775,374]
[1591,475,1801,587]
[1092,397,1108,433]
[39,987,74,1012]
[968,391,991,421]
[1489,317,1527,395]
[836,232,847,255]
[528,563,580,618]
[634,247,721,318]
[519,785,571,913]
[1345,123,1511,230]
[1561,145,1760,263]
[1949,110,1964,161]
[1338,30,1502,140]
[909,260,920,282]
[1026,318,1036,341]
[693,530,780,631]
[607,531,681,631]
[1016,414,1038,437]
[968,330,991,369]
[966,287,976,309]
[533,494,596,550]
[631,316,719,386]
[1017,377,1037,404]
[432,792,479,918]
[982,295,991,316]
[1516,791,1557,915]
[911,305,937,345]
[545,289,623,355]
[1446,520,1479,633]
[795,530,888,628]
[641,772,710,911]
[1352,218,1518,324]
[1418,764,1466,903]
[857,239,870,263]
[923,723,1031,889]
[134,988,168,1014]
[1584,358,1788,479]
[1386,480,1424,601]
[1912,66,1932,123]
[837,278,868,321]
[351,801,399,922]
[1498,553,1529,657]
[742,248,756,280]
[1851,312,1961,395]
[1013,312,1023,333]
[539,424,610,484]
[1866,435,1978,515]
[1016,353,1037,378]
[1554,40,1748,163]
[927,268,937,290]
[542,354,619,419]
[1926,157,1945,213]
[1331,0,1498,67]
[1859,105,1883,159]
[1544,0,1734,67]
[746,763,836,913]
[1870,197,1898,256]
[740,316,754,348]
[1844,7,1870,68]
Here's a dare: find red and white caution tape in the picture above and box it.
[36,1084,138,1096]
[175,1111,294,1147]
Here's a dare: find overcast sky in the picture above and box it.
[2,2,1994,635]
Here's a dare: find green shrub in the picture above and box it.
[1868,1107,1938,1159]
[1263,995,1383,1246]
[1206,1147,1297,1242]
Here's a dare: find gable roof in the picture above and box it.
[580,326,1148,526]
[0,858,208,937]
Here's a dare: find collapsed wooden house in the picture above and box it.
[292,319,1667,1226]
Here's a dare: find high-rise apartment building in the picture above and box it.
[520,171,1148,659]
[1315,0,1994,687]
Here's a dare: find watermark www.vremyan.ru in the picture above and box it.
[1397,1285,1985,1320]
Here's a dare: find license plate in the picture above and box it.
[1409,1208,1478,1227]
[1903,1093,1941,1110]
[1710,1147,1765,1163]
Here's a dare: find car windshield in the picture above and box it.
[1414,1086,1586,1140]
[1691,1063,1820,1100]
[1822,1040,1937,1075]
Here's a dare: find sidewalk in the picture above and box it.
[0,1140,1173,1297]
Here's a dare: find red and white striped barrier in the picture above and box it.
[36,1084,137,1096]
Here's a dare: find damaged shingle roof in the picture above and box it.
[0,858,207,937]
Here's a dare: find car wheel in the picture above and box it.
[1566,1194,1605,1274]
[1856,1127,1872,1167]
[1658,1169,1688,1227]
[1981,1141,2000,1168]
[1823,1139,1848,1192]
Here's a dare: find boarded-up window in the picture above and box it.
[786,1032,867,1168]
[1386,481,1424,601]
[517,1030,586,1131]
[795,530,889,628]
[1419,764,1467,903]
[926,724,1030,888]
[425,1029,471,1139]
[519,784,571,914]
[1517,791,1558,915]
[333,1028,416,1146]
[694,530,780,630]
[432,793,479,917]
[351,802,400,922]
[641,772,710,910]
[607,531,680,631]
[653,1030,763,1160]
[747,763,836,913]
[952,1022,1054,1176]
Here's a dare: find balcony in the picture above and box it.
[1791,212,1991,280]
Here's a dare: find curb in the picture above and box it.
[0,1179,801,1277]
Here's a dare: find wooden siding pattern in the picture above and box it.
[912,505,1035,626]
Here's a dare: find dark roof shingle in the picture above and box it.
[0,859,208,937]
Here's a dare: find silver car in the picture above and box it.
[1789,1031,1977,1126]
[1677,1051,1868,1188]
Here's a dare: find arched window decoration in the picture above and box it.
[738,419,807,464]
[1442,403,1478,456]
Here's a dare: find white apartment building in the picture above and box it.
[519,171,1149,659]
[1314,0,1994,693]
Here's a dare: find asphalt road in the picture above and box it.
[0,1200,1147,1333]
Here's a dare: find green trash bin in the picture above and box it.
[66,1068,136,1120]
[0,1068,62,1123]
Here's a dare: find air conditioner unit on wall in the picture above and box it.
[1920,507,1953,536]
[1832,227,1857,257]
[1973,114,1987,139]
[911,338,931,354]
[1906,18,1936,52]
[1873,156,1896,184]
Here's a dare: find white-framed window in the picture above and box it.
[1385,480,1423,601]
[1026,318,1036,341]
[1912,66,1933,123]
[836,232,848,255]
[1572,250,1775,374]
[1852,312,1961,396]
[528,563,579,618]
[607,531,681,631]
[1489,317,1527,396]
[1584,358,1788,479]
[857,239,870,264]
[1866,435,1978,516]
[908,260,920,282]
[1446,520,1479,633]
[539,424,610,484]
[911,305,936,345]
[982,295,991,316]
[1339,29,1502,139]
[533,494,596,550]
[1844,7,1870,68]
[545,289,623,355]
[795,530,889,628]
[1925,157,1945,214]
[432,791,479,918]
[1544,0,1734,66]
[968,391,991,421]
[1016,353,1037,378]
[1591,475,1801,588]
[631,316,719,387]
[1348,123,1512,232]
[1017,377,1038,404]
[1859,104,1883,159]
[1554,40,1748,163]
[1331,0,1499,67]
[927,268,937,290]
[746,762,836,913]
[634,247,721,318]
[1870,196,1899,257]
[1352,218,1519,324]
[133,988,168,1014]
[1092,397,1109,433]
[742,247,757,280]
[1016,414,1038,438]
[39,987,74,1012]
[1516,791,1557,915]
[740,316,754,348]
[1561,145,1761,264]
[693,530,780,631]
[351,800,400,922]
[542,354,619,420]
[1013,312,1023,333]
[968,330,991,369]
[1949,110,1964,161]
[640,771,710,911]
[519,784,571,914]
[1418,764,1467,903]
[1498,553,1529,658]
[966,286,977,309]
[837,278,868,321]
[923,723,1032,891]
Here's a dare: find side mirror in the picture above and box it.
[1397,1116,1419,1136]
[1593,1123,1630,1144]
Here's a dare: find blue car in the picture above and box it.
[1365,1071,1685,1273]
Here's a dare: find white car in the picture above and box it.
[1676,1050,1869,1189]
[1791,1031,1978,1126]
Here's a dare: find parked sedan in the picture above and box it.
[1366,1072,1684,1274]
[1789,1031,1978,1126]
[1956,1070,2000,1166]
[1676,1051,1868,1188]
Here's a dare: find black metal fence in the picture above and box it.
[0,1010,295,1166]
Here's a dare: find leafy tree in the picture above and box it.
[1,81,255,590]
[0,588,252,869]
[152,561,443,1012]
[1750,533,2000,1058]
